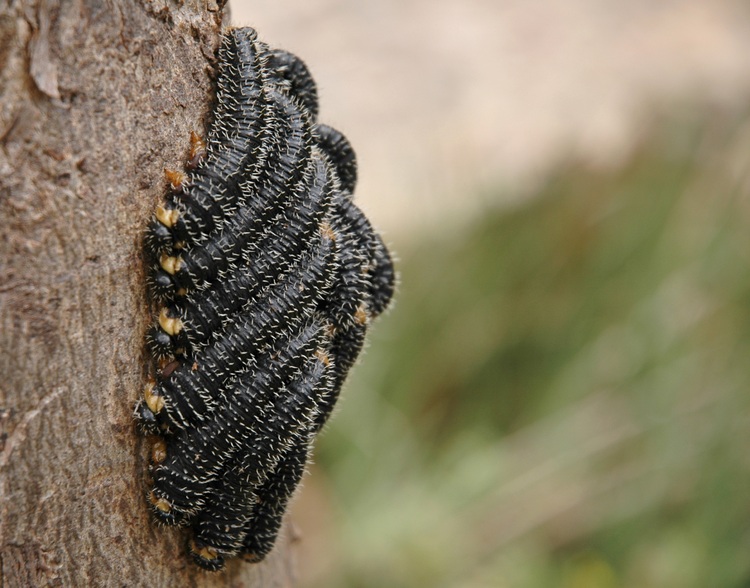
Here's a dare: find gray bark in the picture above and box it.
[0,0,296,585]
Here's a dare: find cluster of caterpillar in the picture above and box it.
[134,27,395,571]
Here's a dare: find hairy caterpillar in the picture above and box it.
[135,26,395,571]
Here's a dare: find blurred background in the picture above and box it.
[231,2,750,586]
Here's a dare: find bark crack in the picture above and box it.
[0,386,64,469]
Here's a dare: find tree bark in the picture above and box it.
[0,0,296,585]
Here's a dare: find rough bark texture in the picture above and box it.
[0,0,296,585]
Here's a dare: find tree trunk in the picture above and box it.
[0,0,296,585]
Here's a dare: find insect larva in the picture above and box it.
[249,87,313,214]
[190,349,332,566]
[267,49,319,121]
[229,347,331,484]
[317,320,367,430]
[365,231,396,318]
[151,94,315,298]
[314,124,358,195]
[148,322,326,525]
[239,432,312,562]
[312,125,395,318]
[150,214,335,360]
[207,28,265,147]
[145,34,271,260]
[147,189,335,362]
[136,234,335,433]
[323,195,370,330]
[137,26,396,570]
[335,197,395,318]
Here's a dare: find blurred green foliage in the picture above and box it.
[307,118,750,588]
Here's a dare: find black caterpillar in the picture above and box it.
[134,27,395,571]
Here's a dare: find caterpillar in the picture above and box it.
[135,26,395,571]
